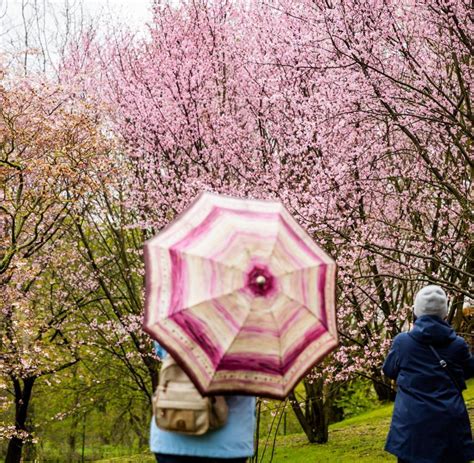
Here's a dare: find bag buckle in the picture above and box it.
[439,360,447,368]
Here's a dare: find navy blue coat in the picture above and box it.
[383,315,474,463]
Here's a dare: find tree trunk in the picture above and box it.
[68,428,77,462]
[68,400,81,461]
[289,391,316,443]
[23,401,37,461]
[304,379,330,443]
[372,373,396,402]
[5,376,36,463]
[448,243,473,331]
[289,377,333,444]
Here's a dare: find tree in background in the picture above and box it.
[0,70,111,463]
[0,0,96,76]
[263,0,473,398]
[69,169,159,444]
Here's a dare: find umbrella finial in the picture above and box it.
[247,266,274,297]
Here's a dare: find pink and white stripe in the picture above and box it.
[143,192,338,399]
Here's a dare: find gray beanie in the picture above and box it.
[414,285,448,318]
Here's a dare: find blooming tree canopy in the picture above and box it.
[82,0,472,391]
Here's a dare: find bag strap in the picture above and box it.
[428,344,463,394]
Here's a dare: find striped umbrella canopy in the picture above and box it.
[143,192,338,399]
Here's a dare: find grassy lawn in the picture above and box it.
[96,379,474,463]
[255,404,396,463]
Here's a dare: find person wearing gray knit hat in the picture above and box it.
[383,284,474,463]
[413,284,448,319]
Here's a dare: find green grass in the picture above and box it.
[95,379,474,463]
[255,404,397,463]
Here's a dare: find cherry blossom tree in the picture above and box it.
[65,0,472,442]
[0,69,112,463]
[261,0,473,394]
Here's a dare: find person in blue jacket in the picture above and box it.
[150,342,256,463]
[383,285,474,463]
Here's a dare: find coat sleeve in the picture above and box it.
[457,338,474,380]
[383,336,401,380]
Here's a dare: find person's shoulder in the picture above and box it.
[230,395,256,404]
[438,334,471,362]
[393,332,410,344]
[226,396,257,416]
[389,332,414,352]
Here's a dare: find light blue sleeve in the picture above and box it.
[153,340,167,360]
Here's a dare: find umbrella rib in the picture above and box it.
[269,307,283,374]
[267,229,296,276]
[277,291,329,331]
[275,265,325,277]
[165,287,249,320]
[276,208,335,264]
[156,244,244,273]
[207,304,254,385]
[278,305,334,385]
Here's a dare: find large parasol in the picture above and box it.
[143,192,338,399]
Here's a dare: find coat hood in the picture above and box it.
[408,315,456,346]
